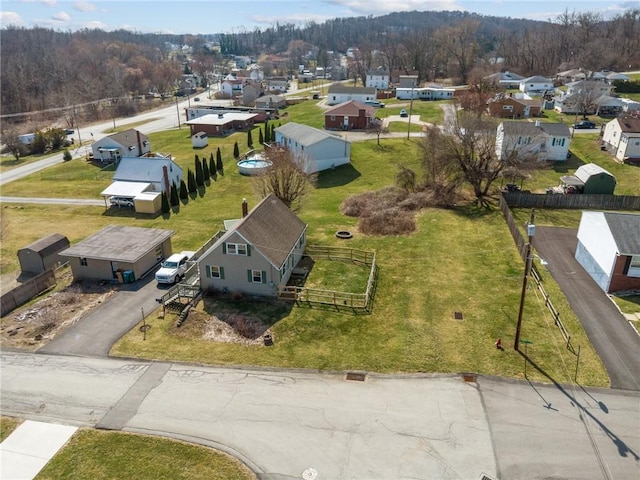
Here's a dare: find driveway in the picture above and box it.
[533,226,640,391]
[38,274,164,356]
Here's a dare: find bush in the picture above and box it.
[62,149,72,161]
[358,208,416,235]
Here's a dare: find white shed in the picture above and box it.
[192,131,208,148]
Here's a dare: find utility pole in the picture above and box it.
[407,80,416,140]
[175,91,181,129]
[515,209,536,351]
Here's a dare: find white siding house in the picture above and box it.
[91,129,151,164]
[274,122,351,173]
[602,116,640,162]
[519,76,553,94]
[495,121,571,162]
[366,69,390,89]
[326,86,377,105]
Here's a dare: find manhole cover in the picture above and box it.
[302,467,318,480]
[346,372,366,381]
[139,325,151,332]
[453,311,463,320]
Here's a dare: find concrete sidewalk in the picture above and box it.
[0,420,77,480]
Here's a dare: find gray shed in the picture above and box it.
[18,233,70,274]
[560,163,617,194]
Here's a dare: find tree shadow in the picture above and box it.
[316,164,361,188]
[450,202,497,220]
[519,351,639,461]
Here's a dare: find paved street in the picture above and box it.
[534,226,640,391]
[1,352,638,479]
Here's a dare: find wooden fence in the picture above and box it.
[1,267,60,317]
[499,195,528,261]
[531,266,574,352]
[502,192,640,210]
[278,245,377,312]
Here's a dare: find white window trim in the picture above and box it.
[251,269,263,283]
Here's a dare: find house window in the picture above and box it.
[206,265,224,279]
[330,115,335,121]
[503,105,513,110]
[225,243,248,255]
[80,258,88,266]
[628,256,640,278]
[155,246,163,261]
[248,269,266,283]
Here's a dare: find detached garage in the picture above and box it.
[575,211,640,293]
[60,225,175,282]
[18,233,70,274]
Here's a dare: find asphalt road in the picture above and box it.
[533,226,640,391]
[1,352,638,480]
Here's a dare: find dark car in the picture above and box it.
[572,120,596,129]
[399,109,408,117]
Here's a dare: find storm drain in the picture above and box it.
[346,372,367,382]
[453,311,464,320]
[462,373,477,383]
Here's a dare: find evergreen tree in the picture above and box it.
[258,128,264,145]
[216,152,224,172]
[195,155,204,186]
[271,124,277,142]
[179,179,188,200]
[203,157,209,179]
[187,168,197,193]
[233,141,239,158]
[170,181,179,206]
[161,191,170,213]
[209,152,216,177]
[62,149,72,161]
[264,120,270,142]
[247,129,253,149]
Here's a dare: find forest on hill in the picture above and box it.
[1,8,639,119]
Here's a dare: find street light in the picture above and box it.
[514,209,535,351]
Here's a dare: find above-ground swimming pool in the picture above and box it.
[237,153,273,176]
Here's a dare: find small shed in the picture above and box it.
[192,131,208,148]
[134,191,163,214]
[18,233,70,274]
[560,163,616,194]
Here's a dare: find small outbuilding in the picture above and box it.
[192,131,208,148]
[59,225,175,282]
[559,163,617,194]
[576,211,640,293]
[18,233,70,274]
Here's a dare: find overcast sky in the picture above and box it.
[1,0,637,35]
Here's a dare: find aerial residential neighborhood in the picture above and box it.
[1,4,640,480]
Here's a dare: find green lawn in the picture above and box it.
[0,416,21,442]
[36,429,255,480]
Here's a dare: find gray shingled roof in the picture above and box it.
[276,122,344,147]
[603,212,640,255]
[501,121,569,137]
[60,225,174,263]
[20,233,69,256]
[235,194,306,268]
[106,128,148,147]
[538,123,571,136]
[617,116,640,133]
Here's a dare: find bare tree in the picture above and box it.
[366,119,388,146]
[421,113,538,205]
[1,128,26,162]
[252,146,317,212]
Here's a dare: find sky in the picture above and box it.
[1,0,638,35]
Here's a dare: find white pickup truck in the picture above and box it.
[155,251,195,284]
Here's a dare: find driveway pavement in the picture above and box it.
[37,274,164,356]
[533,226,640,391]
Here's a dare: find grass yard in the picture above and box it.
[0,416,21,442]
[611,294,640,315]
[36,429,255,480]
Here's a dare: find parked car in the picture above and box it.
[155,251,195,284]
[109,196,134,208]
[365,100,385,108]
[194,97,200,102]
[572,120,596,129]
[399,109,408,117]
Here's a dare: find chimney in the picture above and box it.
[242,198,248,217]
[218,113,224,119]
[136,130,142,153]
[162,165,170,195]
